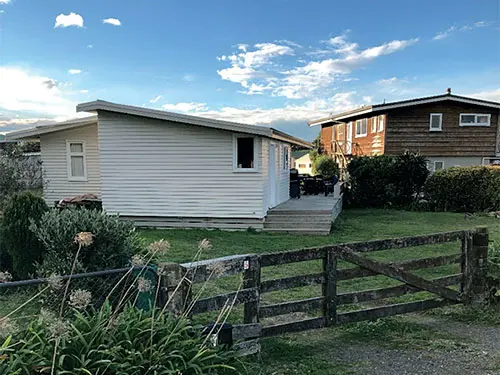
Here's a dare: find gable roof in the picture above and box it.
[309,93,500,126]
[8,100,312,148]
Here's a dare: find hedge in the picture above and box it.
[424,166,500,212]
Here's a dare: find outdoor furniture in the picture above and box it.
[324,175,339,197]
[290,169,301,199]
[303,176,318,195]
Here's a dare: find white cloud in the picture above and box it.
[377,77,398,85]
[80,89,89,94]
[433,21,488,40]
[470,88,500,102]
[87,44,93,49]
[103,18,121,26]
[216,35,418,99]
[68,69,82,75]
[0,0,11,4]
[162,102,208,113]
[0,67,77,124]
[362,96,372,103]
[149,95,163,104]
[55,12,84,28]
[183,74,195,82]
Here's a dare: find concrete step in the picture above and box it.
[263,227,331,236]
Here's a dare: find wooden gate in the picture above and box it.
[159,227,489,353]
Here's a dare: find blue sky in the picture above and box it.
[0,0,499,140]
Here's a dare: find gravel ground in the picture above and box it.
[330,315,500,375]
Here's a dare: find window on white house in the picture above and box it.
[67,141,87,181]
[378,115,385,132]
[429,113,443,131]
[235,137,255,170]
[355,119,368,137]
[459,114,491,126]
[371,117,377,133]
[298,164,306,168]
[282,146,289,170]
[433,161,444,171]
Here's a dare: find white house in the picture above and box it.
[293,152,313,175]
[8,100,311,230]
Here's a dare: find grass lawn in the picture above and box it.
[138,209,500,374]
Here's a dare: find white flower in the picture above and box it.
[74,232,94,247]
[137,277,152,293]
[69,289,92,310]
[147,239,170,254]
[198,239,212,251]
[47,274,63,290]
[0,271,12,283]
[131,254,146,267]
[0,317,17,338]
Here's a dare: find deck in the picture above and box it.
[263,185,343,235]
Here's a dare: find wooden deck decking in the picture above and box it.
[264,187,343,235]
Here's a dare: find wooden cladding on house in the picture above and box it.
[385,102,499,156]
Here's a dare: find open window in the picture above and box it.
[234,136,257,171]
[355,119,368,137]
[459,113,491,127]
[429,113,442,131]
[66,141,87,181]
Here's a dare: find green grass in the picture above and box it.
[138,209,500,374]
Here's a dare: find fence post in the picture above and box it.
[323,248,337,326]
[243,255,261,324]
[158,263,192,316]
[464,227,489,305]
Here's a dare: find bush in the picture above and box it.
[424,166,500,212]
[346,152,429,208]
[1,303,240,374]
[1,192,48,279]
[313,155,339,179]
[31,208,141,276]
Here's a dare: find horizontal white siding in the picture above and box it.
[261,139,290,214]
[40,124,101,204]
[98,112,265,218]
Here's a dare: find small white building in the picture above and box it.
[293,152,313,175]
[8,100,311,230]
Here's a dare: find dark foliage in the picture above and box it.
[346,152,429,208]
[313,155,340,179]
[424,166,500,212]
[1,192,48,279]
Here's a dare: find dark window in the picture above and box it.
[236,137,254,169]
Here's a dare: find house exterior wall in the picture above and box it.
[40,124,101,205]
[97,111,289,222]
[385,102,499,157]
[426,156,484,171]
[320,115,386,157]
[294,153,312,175]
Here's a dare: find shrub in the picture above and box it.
[346,152,429,208]
[424,166,500,212]
[1,192,48,279]
[1,303,240,374]
[31,208,141,276]
[313,155,339,179]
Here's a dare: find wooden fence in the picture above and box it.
[158,227,489,354]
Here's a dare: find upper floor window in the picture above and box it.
[355,119,368,138]
[234,136,257,171]
[378,115,385,132]
[66,141,87,181]
[460,113,491,127]
[371,117,377,133]
[429,113,442,131]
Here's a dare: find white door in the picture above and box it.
[346,122,353,154]
[268,144,278,208]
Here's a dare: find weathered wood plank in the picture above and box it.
[337,274,462,305]
[259,297,324,318]
[180,254,258,284]
[260,248,326,267]
[337,253,462,281]
[337,298,455,325]
[233,339,261,357]
[190,288,258,315]
[232,323,262,341]
[243,257,261,324]
[261,317,326,337]
[338,249,461,302]
[323,250,337,326]
[260,273,325,294]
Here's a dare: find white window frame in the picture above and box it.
[378,115,385,132]
[355,119,368,138]
[433,160,444,172]
[282,145,290,170]
[429,113,443,132]
[66,140,87,182]
[459,113,491,127]
[371,117,377,133]
[233,135,258,172]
